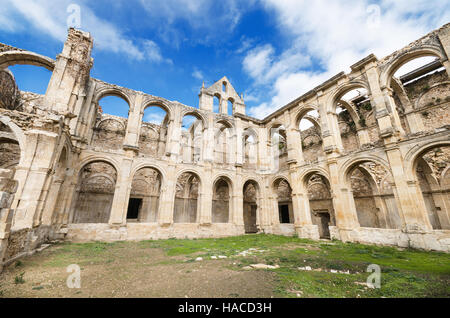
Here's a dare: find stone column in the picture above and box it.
[108,155,133,226]
[198,175,212,225]
[40,177,64,226]
[167,109,182,161]
[290,170,320,240]
[0,169,18,272]
[158,165,176,225]
[438,24,450,77]
[12,130,59,231]
[43,28,93,115]
[235,118,244,166]
[327,159,360,240]
[385,147,433,232]
[123,93,143,147]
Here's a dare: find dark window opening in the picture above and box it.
[278,205,290,224]
[127,198,142,220]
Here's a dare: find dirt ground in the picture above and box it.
[1,235,449,298]
[0,243,277,298]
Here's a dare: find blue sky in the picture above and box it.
[1,0,449,120]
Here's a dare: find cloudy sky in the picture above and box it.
[1,0,449,119]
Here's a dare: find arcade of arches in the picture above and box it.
[2,25,450,270]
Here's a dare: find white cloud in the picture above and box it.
[192,69,204,80]
[0,0,170,63]
[144,112,165,124]
[245,0,450,119]
[139,0,256,47]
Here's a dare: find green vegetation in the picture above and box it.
[14,272,25,284]
[2,235,449,298]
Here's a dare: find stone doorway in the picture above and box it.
[278,205,290,223]
[316,211,331,239]
[127,198,142,221]
[244,204,257,234]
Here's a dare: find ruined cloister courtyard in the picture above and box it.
[1,20,450,299]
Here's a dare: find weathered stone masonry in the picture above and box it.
[1,24,450,269]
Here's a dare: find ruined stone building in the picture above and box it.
[1,24,450,269]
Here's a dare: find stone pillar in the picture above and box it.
[166,109,182,161]
[198,175,212,225]
[123,93,143,147]
[202,114,215,163]
[438,24,450,77]
[327,159,360,238]
[40,177,64,226]
[108,155,133,226]
[43,28,93,115]
[290,170,320,240]
[0,169,18,272]
[258,127,269,171]
[158,165,176,225]
[12,130,59,230]
[386,146,433,232]
[235,118,244,166]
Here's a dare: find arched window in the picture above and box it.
[174,172,200,223]
[346,161,401,229]
[72,161,117,224]
[298,110,323,163]
[212,177,231,223]
[213,95,220,113]
[391,56,448,133]
[270,125,288,171]
[333,87,376,152]
[243,180,259,233]
[214,121,233,165]
[0,120,21,170]
[127,167,162,223]
[180,114,203,163]
[305,173,335,239]
[243,128,258,169]
[414,146,450,230]
[273,178,293,224]
[139,105,169,157]
[92,95,129,150]
[227,99,233,116]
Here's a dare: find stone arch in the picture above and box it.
[380,46,446,89]
[142,98,173,122]
[294,104,320,128]
[242,127,259,168]
[272,177,294,224]
[93,86,133,113]
[303,170,335,239]
[214,119,235,165]
[180,108,208,129]
[269,123,288,170]
[173,171,201,223]
[343,158,401,229]
[0,50,55,71]
[212,175,233,223]
[415,81,450,109]
[243,179,261,233]
[180,111,206,164]
[127,166,163,222]
[410,143,450,229]
[0,116,25,169]
[71,160,118,224]
[326,80,371,114]
[407,141,450,177]
[139,101,171,158]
